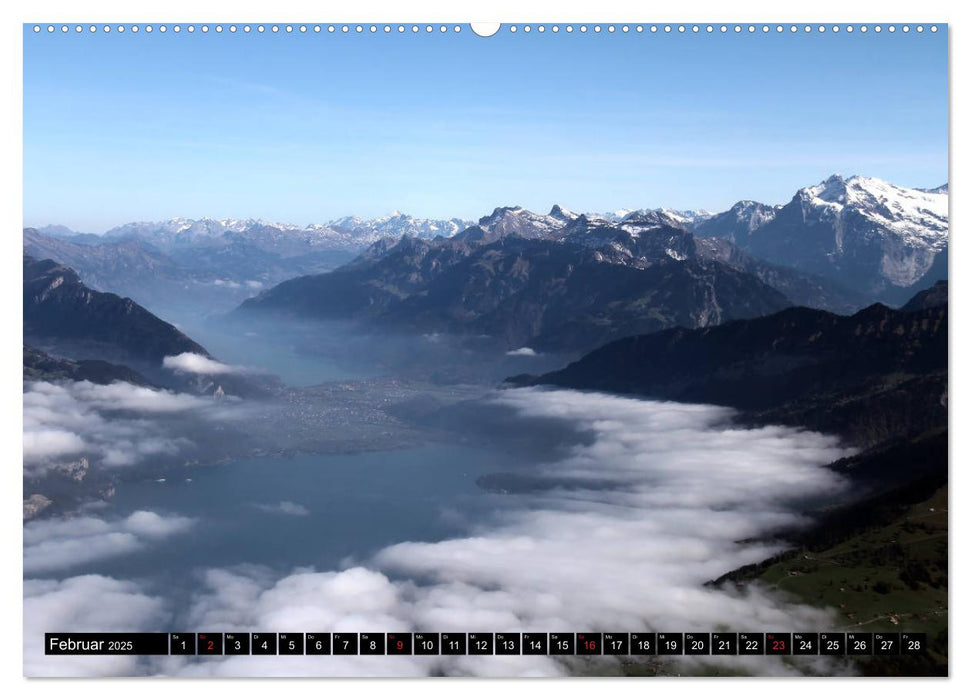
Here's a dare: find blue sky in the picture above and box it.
[24,24,948,231]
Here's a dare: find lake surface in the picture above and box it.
[177,317,571,387]
[90,443,511,581]
[176,320,374,387]
[25,388,854,677]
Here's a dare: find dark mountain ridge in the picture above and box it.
[23,345,153,386]
[237,220,796,353]
[24,255,208,364]
[514,286,946,447]
[23,255,275,397]
[694,236,867,313]
[901,280,948,312]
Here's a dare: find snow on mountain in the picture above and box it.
[327,212,474,242]
[724,201,781,232]
[548,204,579,223]
[103,217,302,252]
[100,214,475,254]
[32,173,947,303]
[800,174,948,251]
[619,209,692,231]
[587,209,633,222]
[452,205,571,243]
[691,200,783,244]
[589,208,712,226]
[743,174,949,299]
[655,208,714,227]
[106,217,285,240]
[454,204,702,246]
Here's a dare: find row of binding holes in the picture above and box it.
[33,24,465,33]
[33,24,940,34]
[510,25,936,33]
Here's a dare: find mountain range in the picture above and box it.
[235,191,890,352]
[42,212,476,251]
[25,175,947,319]
[25,213,476,317]
[236,208,804,353]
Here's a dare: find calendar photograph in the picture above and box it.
[22,21,948,677]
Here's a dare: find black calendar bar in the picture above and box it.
[45,633,169,655]
[43,631,931,656]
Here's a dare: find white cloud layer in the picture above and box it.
[25,389,856,678]
[163,352,247,375]
[22,379,240,475]
[24,511,194,575]
[506,347,538,357]
[24,575,169,677]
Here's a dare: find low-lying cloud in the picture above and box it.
[211,279,262,290]
[25,388,856,677]
[24,575,169,677]
[254,501,310,517]
[24,511,194,574]
[506,347,538,357]
[23,379,242,476]
[163,353,248,375]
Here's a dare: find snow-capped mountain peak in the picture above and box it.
[620,209,684,229]
[799,174,948,250]
[327,212,473,241]
[655,208,714,226]
[105,217,303,241]
[548,204,578,222]
[473,206,566,238]
[100,213,478,256]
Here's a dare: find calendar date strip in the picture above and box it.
[45,632,928,656]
